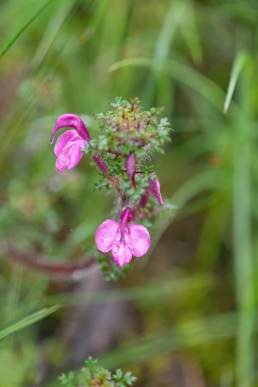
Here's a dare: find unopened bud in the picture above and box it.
[93,155,109,174]
[149,178,164,206]
[126,153,136,179]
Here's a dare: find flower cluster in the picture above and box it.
[51,98,170,269]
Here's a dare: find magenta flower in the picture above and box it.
[95,209,151,267]
[51,114,90,172]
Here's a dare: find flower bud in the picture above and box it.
[125,153,136,180]
[149,178,164,206]
[93,155,109,174]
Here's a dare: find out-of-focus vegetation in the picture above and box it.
[0,0,258,386]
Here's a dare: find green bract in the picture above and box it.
[92,97,171,156]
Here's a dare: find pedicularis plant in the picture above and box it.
[51,98,171,277]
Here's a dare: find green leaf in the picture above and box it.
[31,0,76,68]
[0,304,60,341]
[0,0,54,58]
[224,51,248,113]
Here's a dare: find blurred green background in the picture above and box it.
[0,0,258,386]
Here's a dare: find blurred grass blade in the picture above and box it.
[233,129,254,387]
[115,0,135,59]
[151,1,186,71]
[0,0,54,58]
[180,1,202,63]
[151,170,219,253]
[110,56,225,110]
[46,275,211,305]
[0,305,60,341]
[233,71,254,386]
[145,0,186,105]
[90,0,110,30]
[32,0,75,68]
[224,52,247,113]
[101,312,249,368]
[109,57,150,71]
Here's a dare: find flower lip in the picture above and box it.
[53,129,88,172]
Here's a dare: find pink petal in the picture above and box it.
[54,130,81,156]
[128,224,151,257]
[66,145,84,170]
[112,242,132,267]
[95,220,119,253]
[55,155,67,172]
[55,145,85,172]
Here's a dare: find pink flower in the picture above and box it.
[95,209,151,267]
[50,114,90,172]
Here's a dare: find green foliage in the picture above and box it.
[0,304,60,341]
[59,358,136,387]
[96,255,131,282]
[93,97,171,156]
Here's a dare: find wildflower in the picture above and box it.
[50,114,90,172]
[95,208,151,267]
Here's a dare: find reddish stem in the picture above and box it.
[5,246,97,279]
